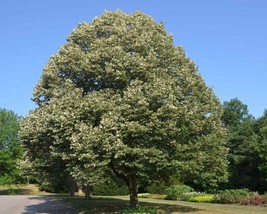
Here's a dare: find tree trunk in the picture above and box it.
[68,177,77,197]
[128,175,138,208]
[83,185,92,199]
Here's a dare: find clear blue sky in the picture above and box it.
[0,0,266,118]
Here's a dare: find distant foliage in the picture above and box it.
[221,98,259,191]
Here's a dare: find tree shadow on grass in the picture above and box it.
[62,196,202,214]
[21,196,79,214]
[63,196,129,214]
[139,201,201,214]
[0,188,32,195]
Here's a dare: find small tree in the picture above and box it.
[20,10,228,207]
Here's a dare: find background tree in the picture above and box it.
[253,110,267,192]
[222,98,259,191]
[0,108,23,184]
[20,10,228,207]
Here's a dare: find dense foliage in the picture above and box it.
[0,108,23,184]
[222,98,267,193]
[222,98,258,190]
[19,10,228,207]
[253,111,267,191]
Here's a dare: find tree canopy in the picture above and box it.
[20,10,228,207]
[253,110,267,191]
[221,98,267,192]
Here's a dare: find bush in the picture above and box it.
[121,207,157,214]
[240,195,267,206]
[138,193,151,198]
[215,189,255,204]
[150,194,166,200]
[146,181,167,194]
[178,192,198,201]
[165,184,194,200]
[38,181,68,193]
[0,175,14,185]
[178,192,215,203]
[189,195,215,203]
[93,178,128,196]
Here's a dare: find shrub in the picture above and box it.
[240,195,267,206]
[138,193,151,198]
[138,193,166,200]
[121,207,157,214]
[0,175,14,186]
[165,184,194,200]
[178,192,200,201]
[93,178,128,196]
[146,181,167,194]
[189,195,215,203]
[215,189,255,204]
[150,194,166,200]
[39,181,68,193]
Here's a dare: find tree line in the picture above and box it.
[222,98,267,193]
[0,11,266,208]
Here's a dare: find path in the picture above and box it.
[0,195,79,214]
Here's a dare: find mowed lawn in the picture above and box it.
[1,185,267,214]
[63,195,267,214]
[0,184,54,195]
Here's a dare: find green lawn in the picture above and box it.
[0,184,54,195]
[1,185,267,214]
[62,195,267,214]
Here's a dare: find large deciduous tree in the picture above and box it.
[20,11,228,207]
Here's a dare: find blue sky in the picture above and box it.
[0,0,266,118]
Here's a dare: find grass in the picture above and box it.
[62,195,267,214]
[1,185,267,214]
[0,184,54,195]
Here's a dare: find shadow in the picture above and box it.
[62,196,202,214]
[139,201,201,213]
[0,188,33,195]
[21,196,79,214]
[63,196,130,214]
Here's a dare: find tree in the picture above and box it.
[0,108,23,184]
[222,98,260,191]
[20,10,228,207]
[253,110,267,192]
[222,98,252,131]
